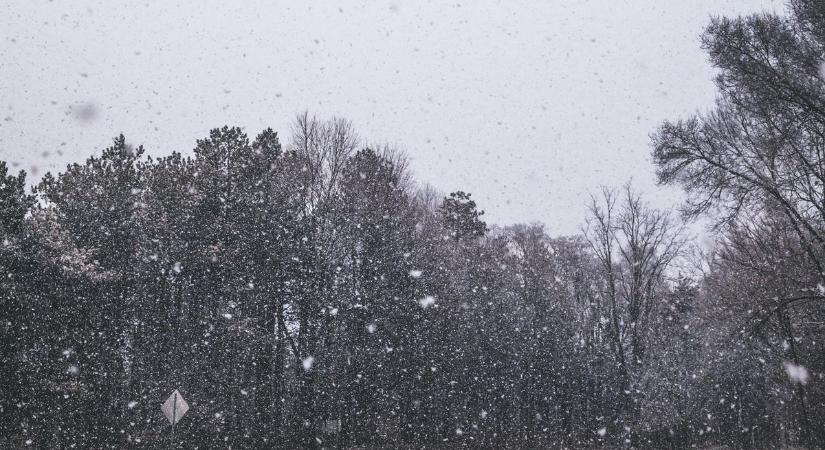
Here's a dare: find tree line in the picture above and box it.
[2,1,825,448]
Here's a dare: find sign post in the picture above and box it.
[161,389,189,448]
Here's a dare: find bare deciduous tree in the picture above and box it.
[585,185,684,397]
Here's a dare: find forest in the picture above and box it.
[2,1,825,449]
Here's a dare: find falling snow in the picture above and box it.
[1,1,823,448]
[418,295,436,309]
[783,362,810,385]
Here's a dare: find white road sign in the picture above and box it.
[161,389,189,425]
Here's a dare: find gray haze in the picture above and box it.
[0,0,780,235]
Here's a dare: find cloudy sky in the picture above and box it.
[1,0,781,235]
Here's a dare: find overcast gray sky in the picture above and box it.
[1,0,782,235]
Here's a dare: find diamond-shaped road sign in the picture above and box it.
[161,389,189,425]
